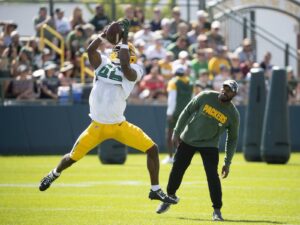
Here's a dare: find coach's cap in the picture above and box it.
[223,79,238,93]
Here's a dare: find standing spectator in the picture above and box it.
[156,80,240,222]
[89,4,110,32]
[55,8,71,38]
[6,64,37,100]
[195,10,211,34]
[206,21,225,50]
[150,7,162,32]
[33,7,55,40]
[0,21,18,47]
[213,64,232,91]
[164,66,193,164]
[229,53,243,80]
[260,51,273,79]
[66,25,85,61]
[134,7,145,27]
[70,7,86,30]
[40,61,60,99]
[194,68,213,95]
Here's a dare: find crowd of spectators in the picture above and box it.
[0,4,299,105]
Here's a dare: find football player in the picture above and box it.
[39,19,177,205]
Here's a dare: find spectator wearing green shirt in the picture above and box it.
[156,80,240,221]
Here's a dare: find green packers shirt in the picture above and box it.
[174,90,240,166]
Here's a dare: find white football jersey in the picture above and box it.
[89,55,144,124]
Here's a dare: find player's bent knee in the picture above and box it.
[146,144,159,155]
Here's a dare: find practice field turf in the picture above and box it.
[0,153,299,225]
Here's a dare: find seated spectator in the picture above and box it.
[122,5,140,33]
[190,49,208,83]
[10,46,33,77]
[58,61,75,87]
[167,36,189,59]
[234,38,255,64]
[206,21,225,50]
[194,68,213,95]
[139,64,166,100]
[89,4,110,32]
[134,7,145,26]
[150,7,162,31]
[213,64,232,91]
[229,53,243,80]
[208,45,231,76]
[171,22,190,43]
[134,22,155,49]
[40,61,60,99]
[172,50,190,71]
[188,34,208,56]
[158,51,174,81]
[6,64,37,100]
[145,34,167,60]
[195,10,211,34]
[26,37,42,70]
[169,6,187,35]
[156,18,173,48]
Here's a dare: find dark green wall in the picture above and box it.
[0,104,299,155]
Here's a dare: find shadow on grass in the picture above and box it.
[177,217,284,224]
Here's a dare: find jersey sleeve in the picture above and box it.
[130,64,144,81]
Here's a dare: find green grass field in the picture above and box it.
[0,153,300,225]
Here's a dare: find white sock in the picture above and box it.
[151,185,160,191]
[52,168,61,176]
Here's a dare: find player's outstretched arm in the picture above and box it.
[119,19,137,81]
[87,31,106,69]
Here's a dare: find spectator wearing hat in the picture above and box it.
[55,8,71,38]
[206,21,225,50]
[58,61,75,87]
[6,64,37,100]
[150,7,162,32]
[0,20,18,47]
[89,4,110,32]
[169,6,188,35]
[70,7,86,30]
[167,36,189,59]
[155,18,173,48]
[10,46,33,77]
[40,61,60,99]
[163,65,193,164]
[190,49,209,84]
[172,50,190,71]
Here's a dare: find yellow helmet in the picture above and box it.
[109,42,137,64]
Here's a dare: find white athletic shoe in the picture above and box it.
[162,156,174,164]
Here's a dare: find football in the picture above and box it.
[106,22,123,45]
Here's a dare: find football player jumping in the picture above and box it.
[39,19,177,205]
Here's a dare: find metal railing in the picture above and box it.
[40,24,65,67]
[80,53,94,83]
